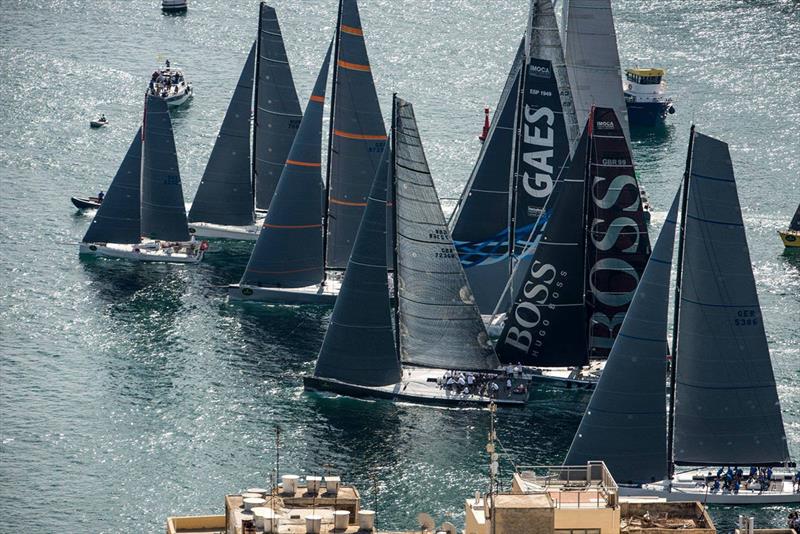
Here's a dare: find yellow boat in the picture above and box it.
[779,204,800,248]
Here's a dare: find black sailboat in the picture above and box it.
[306,96,522,407]
[565,128,796,504]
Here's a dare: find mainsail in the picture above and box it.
[565,191,679,485]
[394,97,499,371]
[790,203,800,231]
[497,126,590,367]
[325,0,387,269]
[673,132,790,466]
[82,128,142,245]
[140,95,190,242]
[189,42,256,226]
[584,108,651,359]
[450,41,523,314]
[253,3,302,211]
[562,0,631,145]
[240,44,332,289]
[313,142,400,387]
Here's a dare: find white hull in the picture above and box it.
[228,278,342,305]
[305,367,528,407]
[163,90,191,107]
[188,221,261,241]
[621,468,800,504]
[79,242,203,264]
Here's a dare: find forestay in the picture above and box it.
[325,0,387,269]
[565,191,679,485]
[313,142,400,387]
[673,132,790,466]
[82,128,142,245]
[253,3,302,211]
[394,97,499,371]
[189,42,256,226]
[241,43,332,289]
[140,95,190,242]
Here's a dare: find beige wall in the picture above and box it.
[495,506,555,534]
[554,506,620,534]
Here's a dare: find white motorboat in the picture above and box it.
[147,61,192,108]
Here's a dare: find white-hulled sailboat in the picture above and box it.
[188,4,302,240]
[80,95,205,263]
[304,96,527,408]
[229,0,390,304]
[564,126,798,504]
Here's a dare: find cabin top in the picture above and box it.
[625,68,665,84]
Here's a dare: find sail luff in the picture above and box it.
[240,43,333,288]
[253,3,302,211]
[140,95,190,242]
[82,128,143,245]
[188,42,256,226]
[394,97,500,371]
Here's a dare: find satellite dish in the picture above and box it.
[439,522,458,534]
[416,512,435,532]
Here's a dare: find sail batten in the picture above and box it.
[241,43,333,288]
[82,128,142,245]
[188,42,256,226]
[253,3,302,211]
[140,95,190,242]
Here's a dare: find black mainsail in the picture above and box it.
[394,97,500,371]
[673,132,790,466]
[82,128,142,245]
[189,42,256,226]
[790,203,800,231]
[240,44,332,289]
[253,3,302,211]
[324,0,388,270]
[140,95,190,242]
[313,142,400,387]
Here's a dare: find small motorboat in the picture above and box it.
[623,68,675,126]
[90,116,108,128]
[146,61,192,108]
[71,196,103,210]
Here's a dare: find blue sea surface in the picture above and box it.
[0,1,798,532]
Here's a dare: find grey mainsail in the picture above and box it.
[450,40,524,314]
[313,142,400,387]
[562,0,631,145]
[673,132,790,466]
[188,42,256,226]
[253,3,302,211]
[565,190,679,485]
[82,128,142,245]
[497,126,590,367]
[790,203,800,231]
[394,97,499,371]
[325,0,387,269]
[240,43,332,289]
[140,95,190,242]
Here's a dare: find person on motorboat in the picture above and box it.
[97,191,105,202]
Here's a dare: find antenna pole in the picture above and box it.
[667,124,695,480]
[391,94,401,356]
[322,0,343,278]
[251,2,265,215]
[275,424,281,491]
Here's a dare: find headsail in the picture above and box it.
[82,128,142,245]
[562,0,631,145]
[584,107,651,359]
[394,97,499,371]
[253,3,302,211]
[240,43,332,289]
[450,40,524,314]
[673,132,790,466]
[325,0,387,269]
[313,142,400,387]
[140,95,190,242]
[497,126,590,367]
[189,42,256,226]
[565,190,679,485]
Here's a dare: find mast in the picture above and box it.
[251,4,264,208]
[667,124,694,479]
[322,0,343,274]
[391,93,400,356]
[580,109,593,359]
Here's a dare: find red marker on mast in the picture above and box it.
[478,106,490,142]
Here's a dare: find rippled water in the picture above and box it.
[1,1,798,532]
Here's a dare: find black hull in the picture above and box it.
[626,101,673,126]
[71,196,101,210]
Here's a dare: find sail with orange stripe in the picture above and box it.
[253,3,302,211]
[325,0,387,269]
[240,42,333,288]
